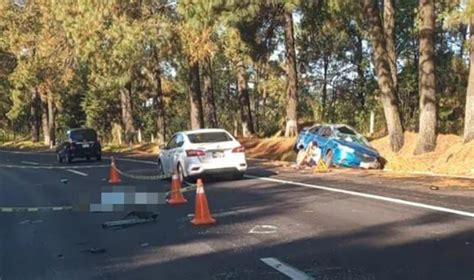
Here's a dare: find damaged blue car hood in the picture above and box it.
[333,139,380,158]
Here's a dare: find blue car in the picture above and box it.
[294,124,383,169]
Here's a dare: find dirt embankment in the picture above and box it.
[240,133,474,177]
[371,132,474,176]
[239,137,297,162]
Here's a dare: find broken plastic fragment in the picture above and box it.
[81,248,106,254]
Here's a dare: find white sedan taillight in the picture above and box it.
[232,146,245,153]
[186,149,206,157]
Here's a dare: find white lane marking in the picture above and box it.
[0,150,51,155]
[249,225,277,234]
[66,169,88,176]
[0,164,108,169]
[21,161,39,165]
[246,175,474,218]
[260,258,314,280]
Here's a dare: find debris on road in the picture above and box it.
[60,178,68,184]
[102,211,158,229]
[17,218,43,225]
[249,225,277,234]
[57,254,64,259]
[430,186,439,191]
[140,243,149,247]
[81,248,106,254]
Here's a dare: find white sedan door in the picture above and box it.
[161,135,178,173]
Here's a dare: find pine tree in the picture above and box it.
[414,0,437,154]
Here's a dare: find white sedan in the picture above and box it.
[157,129,247,182]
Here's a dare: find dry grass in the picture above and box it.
[0,139,50,151]
[239,137,297,162]
[103,143,160,155]
[371,132,474,176]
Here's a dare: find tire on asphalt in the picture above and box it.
[232,172,244,180]
[325,149,333,167]
[177,163,186,183]
[57,153,63,164]
[157,160,164,175]
[66,151,73,164]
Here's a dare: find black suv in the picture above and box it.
[56,128,102,163]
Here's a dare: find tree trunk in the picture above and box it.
[152,50,166,144]
[112,123,123,145]
[283,10,299,137]
[30,88,40,142]
[236,59,255,137]
[459,24,467,58]
[363,0,404,152]
[464,16,474,143]
[384,0,397,89]
[41,98,50,146]
[414,0,437,154]
[120,82,135,146]
[355,33,366,107]
[254,66,260,133]
[202,57,218,128]
[322,53,329,121]
[187,57,204,130]
[47,90,55,148]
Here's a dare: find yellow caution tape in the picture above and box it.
[114,167,172,180]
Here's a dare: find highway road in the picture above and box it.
[0,149,473,280]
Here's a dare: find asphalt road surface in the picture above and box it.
[0,149,473,280]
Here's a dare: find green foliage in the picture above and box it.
[0,0,470,143]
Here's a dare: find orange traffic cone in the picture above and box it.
[108,156,122,184]
[168,174,188,205]
[191,179,216,225]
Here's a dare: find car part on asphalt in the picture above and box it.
[81,248,106,254]
[102,211,158,229]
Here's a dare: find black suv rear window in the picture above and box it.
[70,129,97,142]
[187,132,232,143]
